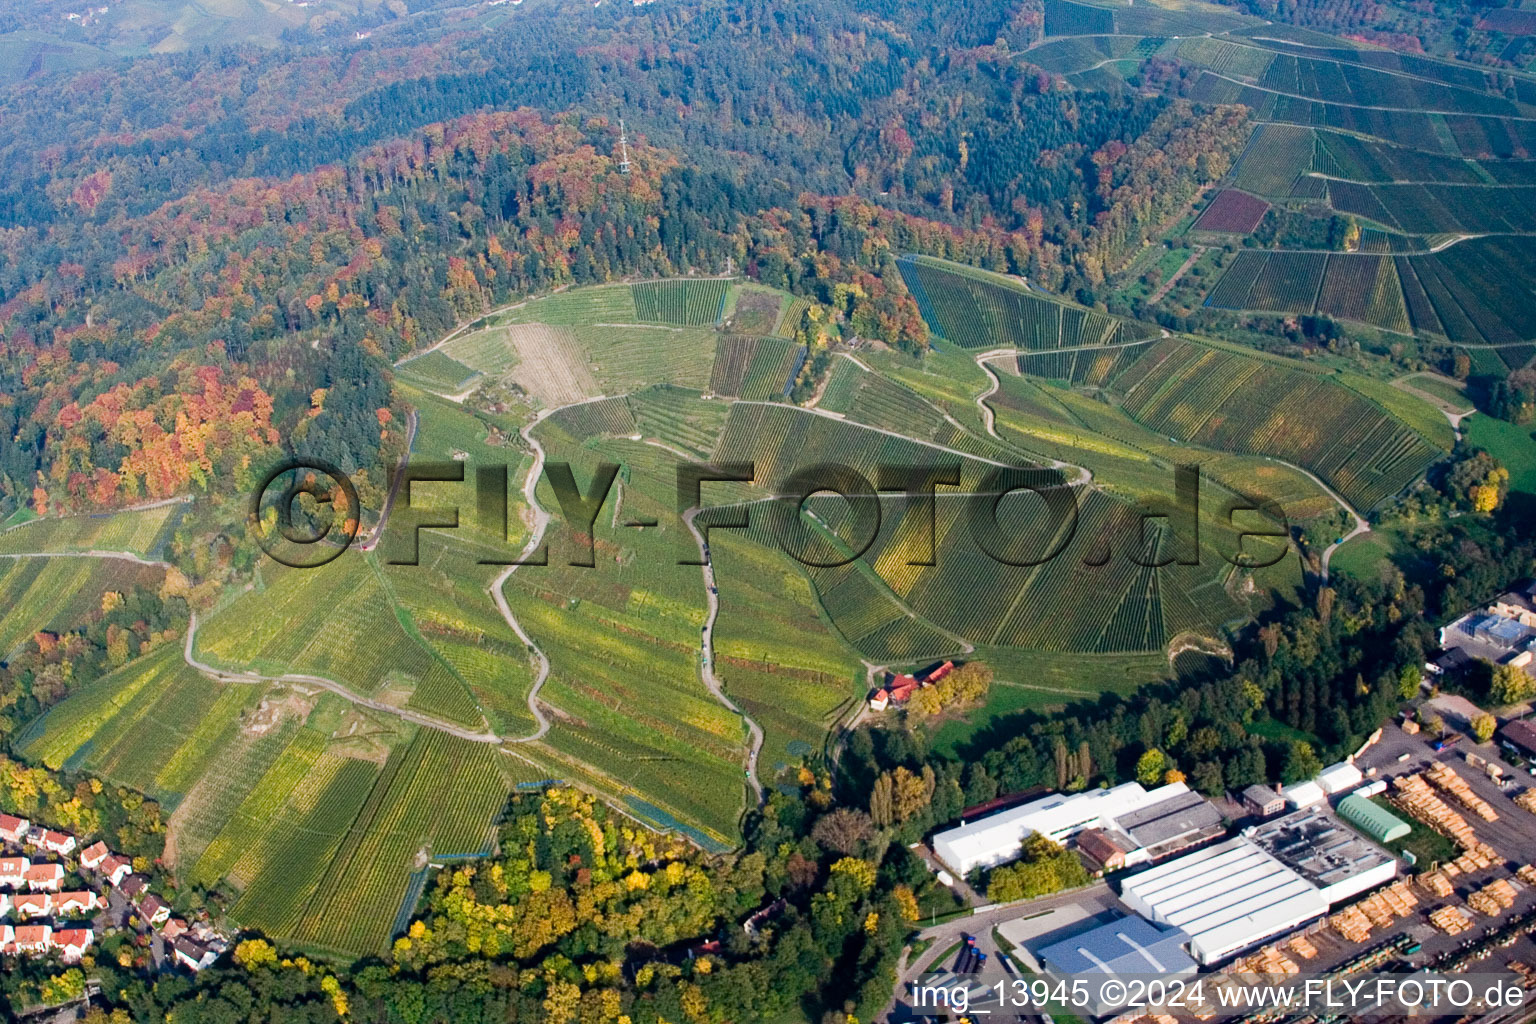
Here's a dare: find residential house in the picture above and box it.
[120,874,148,900]
[0,814,29,843]
[79,841,110,870]
[161,919,189,942]
[0,894,9,916]
[11,925,51,953]
[0,856,29,887]
[40,831,76,856]
[742,897,788,937]
[53,928,93,961]
[101,856,132,887]
[173,938,217,972]
[55,892,101,916]
[140,894,171,926]
[13,893,52,918]
[867,688,889,711]
[24,863,63,892]
[0,926,10,952]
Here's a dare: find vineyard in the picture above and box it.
[631,279,732,326]
[1206,250,1415,336]
[547,397,638,438]
[496,284,638,326]
[569,324,717,393]
[442,326,521,376]
[1110,338,1441,509]
[1043,0,1114,35]
[1014,341,1156,387]
[629,386,729,459]
[1191,190,1271,234]
[284,730,508,955]
[898,255,1157,350]
[395,350,480,394]
[709,335,802,399]
[1328,181,1536,234]
[712,404,1250,656]
[1232,123,1314,195]
[0,556,164,658]
[0,503,180,559]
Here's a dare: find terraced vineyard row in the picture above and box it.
[631,279,731,326]
[1112,339,1440,509]
[1014,341,1156,386]
[0,503,181,559]
[289,730,507,955]
[1207,250,1414,336]
[630,385,729,458]
[898,255,1157,350]
[709,335,802,399]
[548,397,638,438]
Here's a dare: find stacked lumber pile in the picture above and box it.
[1430,905,1473,935]
[1287,934,1318,960]
[1468,878,1518,916]
[1331,905,1373,943]
[1393,774,1479,846]
[1417,871,1455,897]
[1426,761,1499,821]
[1356,881,1418,928]
[1443,842,1501,879]
[1515,790,1536,815]
[1233,946,1299,976]
[1517,865,1536,886]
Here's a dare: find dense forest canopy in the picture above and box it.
[0,0,1240,518]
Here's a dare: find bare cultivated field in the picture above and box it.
[506,324,599,407]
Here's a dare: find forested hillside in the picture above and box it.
[0,0,1240,518]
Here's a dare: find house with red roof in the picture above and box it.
[0,856,28,887]
[79,841,110,870]
[140,893,171,926]
[24,863,64,892]
[867,688,889,711]
[53,928,93,961]
[12,893,52,918]
[100,856,132,887]
[0,814,29,843]
[10,925,51,954]
[39,831,76,856]
[161,918,189,942]
[55,891,101,916]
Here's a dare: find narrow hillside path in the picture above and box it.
[681,505,765,806]
[972,354,1094,486]
[182,611,502,742]
[1148,246,1204,304]
[360,408,419,552]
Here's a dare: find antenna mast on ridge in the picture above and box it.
[618,119,632,175]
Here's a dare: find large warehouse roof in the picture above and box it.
[1118,837,1328,965]
[1245,805,1398,903]
[1037,915,1197,977]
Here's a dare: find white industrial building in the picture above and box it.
[1280,779,1325,809]
[1119,837,1329,966]
[930,781,1216,877]
[1316,761,1364,796]
[1245,804,1398,905]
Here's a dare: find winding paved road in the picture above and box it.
[681,506,766,806]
